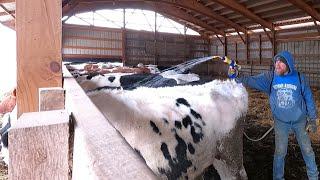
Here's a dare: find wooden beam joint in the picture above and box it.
[237,31,246,44]
[263,28,272,43]
[0,4,15,19]
[215,35,224,45]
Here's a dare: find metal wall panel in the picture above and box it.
[125,30,208,67]
[278,40,320,87]
[62,25,123,59]
[237,43,246,61]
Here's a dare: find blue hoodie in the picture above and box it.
[237,51,317,123]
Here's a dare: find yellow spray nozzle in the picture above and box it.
[223,56,232,64]
[210,56,237,66]
[211,56,221,60]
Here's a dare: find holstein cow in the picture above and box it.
[76,73,202,92]
[87,80,248,179]
[66,62,159,75]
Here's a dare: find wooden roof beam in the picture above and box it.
[64,1,225,35]
[1,19,15,30]
[246,0,278,9]
[172,0,247,33]
[287,0,320,22]
[72,0,247,34]
[0,9,14,16]
[205,1,215,7]
[166,15,204,34]
[211,0,273,30]
[62,0,73,7]
[236,31,245,44]
[62,0,80,15]
[155,3,225,36]
[0,0,15,3]
[0,4,15,18]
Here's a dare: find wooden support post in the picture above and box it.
[248,33,253,75]
[39,87,65,111]
[272,29,277,70]
[9,110,69,180]
[122,29,126,66]
[272,28,277,57]
[235,42,238,60]
[207,38,211,75]
[184,25,187,62]
[122,9,126,66]
[224,36,228,56]
[154,12,158,65]
[259,34,262,65]
[16,0,62,117]
[246,32,249,64]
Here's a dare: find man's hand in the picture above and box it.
[306,120,317,133]
[228,67,238,79]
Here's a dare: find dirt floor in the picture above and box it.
[243,87,320,180]
[0,87,318,180]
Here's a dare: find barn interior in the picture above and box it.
[0,0,320,179]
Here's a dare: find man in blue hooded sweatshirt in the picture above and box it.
[236,50,318,180]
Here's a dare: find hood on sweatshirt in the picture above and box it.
[273,50,296,75]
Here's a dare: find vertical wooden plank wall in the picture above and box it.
[16,0,62,117]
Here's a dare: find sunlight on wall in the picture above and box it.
[0,23,16,95]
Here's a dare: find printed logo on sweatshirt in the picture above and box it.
[273,84,297,109]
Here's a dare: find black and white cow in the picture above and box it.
[87,80,248,179]
[76,72,203,92]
